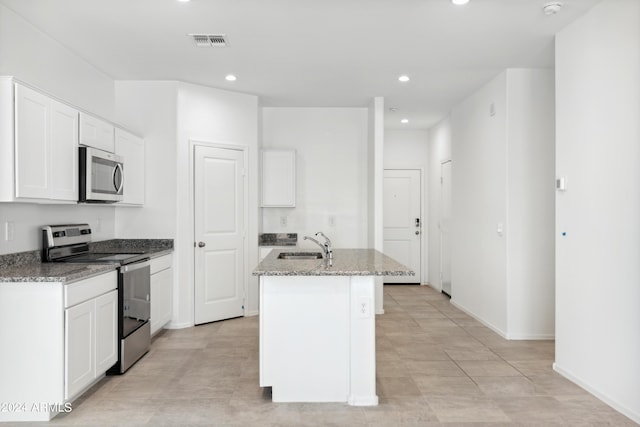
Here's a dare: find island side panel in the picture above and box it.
[259,275,350,402]
[348,276,378,406]
[0,283,65,422]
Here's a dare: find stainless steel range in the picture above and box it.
[43,224,151,374]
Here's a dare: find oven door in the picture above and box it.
[121,260,151,338]
[79,146,124,203]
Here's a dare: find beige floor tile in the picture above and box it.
[404,360,467,376]
[377,377,422,397]
[40,285,631,426]
[426,395,511,423]
[472,376,539,397]
[413,375,483,397]
[457,360,522,377]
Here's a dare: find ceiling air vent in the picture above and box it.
[188,34,228,48]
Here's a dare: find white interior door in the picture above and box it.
[383,169,421,284]
[440,160,452,296]
[194,145,245,324]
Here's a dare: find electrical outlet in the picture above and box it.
[5,221,14,241]
[328,216,336,227]
[358,297,372,318]
[280,216,287,227]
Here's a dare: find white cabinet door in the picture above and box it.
[14,84,49,199]
[80,112,114,153]
[261,150,296,207]
[94,290,118,374]
[65,299,95,400]
[115,128,145,205]
[150,268,173,335]
[50,100,79,201]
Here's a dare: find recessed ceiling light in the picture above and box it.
[451,0,470,5]
[401,118,409,124]
[177,0,191,3]
[398,75,410,83]
[225,74,237,82]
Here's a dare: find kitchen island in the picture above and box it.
[253,249,413,406]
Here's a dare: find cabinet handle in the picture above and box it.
[198,242,206,248]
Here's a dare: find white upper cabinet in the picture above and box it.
[15,84,49,199]
[80,112,114,153]
[14,84,79,201]
[261,150,296,207]
[114,127,145,205]
[49,99,79,201]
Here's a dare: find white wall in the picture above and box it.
[114,81,178,239]
[451,71,509,334]
[176,82,259,322]
[0,3,116,256]
[506,69,555,338]
[0,204,114,255]
[0,4,114,120]
[384,129,429,283]
[261,108,369,249]
[427,117,452,289]
[448,69,555,338]
[554,0,640,422]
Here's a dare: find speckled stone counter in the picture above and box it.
[90,239,174,258]
[0,262,115,283]
[258,233,297,247]
[0,239,173,283]
[253,248,414,276]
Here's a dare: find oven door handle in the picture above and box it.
[121,260,150,273]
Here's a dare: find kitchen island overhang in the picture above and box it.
[253,249,413,406]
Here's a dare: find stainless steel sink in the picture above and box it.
[277,252,323,260]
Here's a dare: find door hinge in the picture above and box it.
[440,176,443,185]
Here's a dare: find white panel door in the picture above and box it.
[15,84,49,199]
[194,146,245,324]
[50,100,79,201]
[383,169,421,284]
[440,160,452,296]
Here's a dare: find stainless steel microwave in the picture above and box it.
[79,146,124,203]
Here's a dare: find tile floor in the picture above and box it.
[36,285,636,426]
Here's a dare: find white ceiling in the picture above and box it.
[0,0,600,130]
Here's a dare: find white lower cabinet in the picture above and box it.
[65,281,117,401]
[150,254,173,335]
[0,270,117,422]
[95,291,118,374]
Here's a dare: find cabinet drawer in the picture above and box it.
[65,271,117,308]
[151,254,172,275]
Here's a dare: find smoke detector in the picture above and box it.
[542,1,563,15]
[188,34,228,47]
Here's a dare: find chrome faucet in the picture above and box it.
[304,232,333,261]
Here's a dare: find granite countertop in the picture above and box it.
[253,248,414,276]
[258,233,297,247]
[0,262,116,283]
[0,239,173,284]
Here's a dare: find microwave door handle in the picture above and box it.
[113,163,124,193]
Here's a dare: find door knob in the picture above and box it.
[198,241,206,248]
[415,231,420,235]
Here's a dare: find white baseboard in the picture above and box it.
[165,321,193,329]
[244,310,259,317]
[450,299,555,340]
[375,309,385,315]
[553,363,640,424]
[348,395,379,406]
[450,299,507,338]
